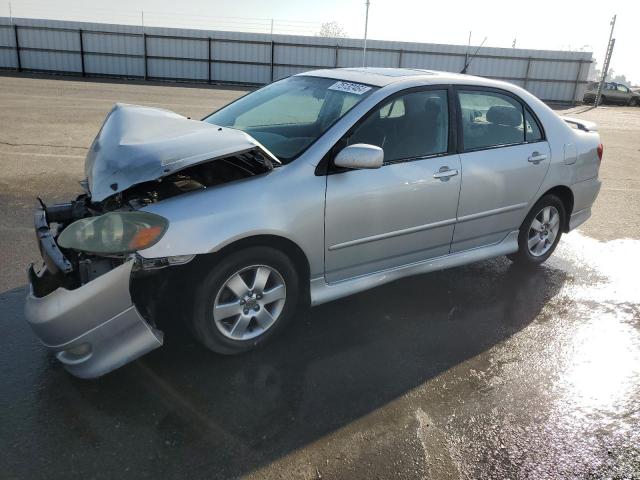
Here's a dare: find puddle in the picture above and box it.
[551,230,640,304]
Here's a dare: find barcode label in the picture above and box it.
[328,81,372,95]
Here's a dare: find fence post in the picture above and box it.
[13,24,21,72]
[79,29,86,77]
[397,49,404,68]
[208,37,212,84]
[270,40,275,82]
[571,61,583,105]
[523,56,532,90]
[334,45,339,68]
[143,33,148,80]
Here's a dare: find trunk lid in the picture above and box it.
[561,116,598,132]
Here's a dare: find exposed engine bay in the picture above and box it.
[31,147,275,298]
[86,147,273,212]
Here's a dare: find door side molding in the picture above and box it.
[457,202,528,223]
[328,217,457,251]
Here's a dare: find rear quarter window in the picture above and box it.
[525,109,543,142]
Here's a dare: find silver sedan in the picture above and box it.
[25,68,602,378]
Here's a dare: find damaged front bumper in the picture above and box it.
[25,207,164,379]
[25,260,163,379]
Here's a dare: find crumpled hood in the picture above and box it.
[85,103,279,202]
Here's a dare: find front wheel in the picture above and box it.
[190,246,300,354]
[508,195,565,266]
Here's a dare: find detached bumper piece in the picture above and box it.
[25,260,163,379]
[34,203,73,275]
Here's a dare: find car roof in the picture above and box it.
[298,67,509,89]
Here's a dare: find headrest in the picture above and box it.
[486,105,521,127]
[424,98,442,112]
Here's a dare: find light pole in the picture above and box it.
[595,14,616,107]
[362,0,370,67]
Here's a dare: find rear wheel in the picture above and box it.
[190,246,300,354]
[598,95,606,106]
[508,195,565,266]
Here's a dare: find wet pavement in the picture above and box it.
[1,74,639,479]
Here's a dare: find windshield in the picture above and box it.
[204,76,378,163]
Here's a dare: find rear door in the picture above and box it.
[451,88,550,252]
[616,84,632,104]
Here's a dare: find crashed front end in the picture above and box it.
[25,103,278,378]
[26,227,163,379]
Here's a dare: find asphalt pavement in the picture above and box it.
[0,73,638,479]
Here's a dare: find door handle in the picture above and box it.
[433,166,459,180]
[528,152,547,164]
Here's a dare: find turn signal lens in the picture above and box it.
[128,225,164,251]
[58,211,168,254]
[597,143,603,161]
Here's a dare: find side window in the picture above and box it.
[379,99,405,118]
[617,85,629,93]
[525,109,543,142]
[458,90,524,150]
[347,90,449,162]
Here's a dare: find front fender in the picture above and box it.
[136,163,326,277]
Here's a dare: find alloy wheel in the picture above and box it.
[527,206,560,257]
[213,265,286,340]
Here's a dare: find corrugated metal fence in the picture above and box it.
[0,17,593,104]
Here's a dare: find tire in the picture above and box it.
[190,246,300,354]
[598,95,606,106]
[629,98,638,107]
[508,195,566,266]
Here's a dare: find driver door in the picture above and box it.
[323,88,461,283]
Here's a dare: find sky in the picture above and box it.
[5,0,640,84]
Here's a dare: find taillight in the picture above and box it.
[597,143,603,161]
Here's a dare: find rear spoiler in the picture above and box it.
[561,116,598,132]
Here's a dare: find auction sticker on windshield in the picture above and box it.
[328,81,372,95]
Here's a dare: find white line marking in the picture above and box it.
[0,150,84,159]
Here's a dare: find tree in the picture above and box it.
[611,73,630,87]
[592,66,631,87]
[317,21,346,38]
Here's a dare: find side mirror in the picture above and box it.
[334,143,384,170]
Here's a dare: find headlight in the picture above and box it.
[58,211,168,254]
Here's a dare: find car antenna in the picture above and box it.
[460,36,487,74]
